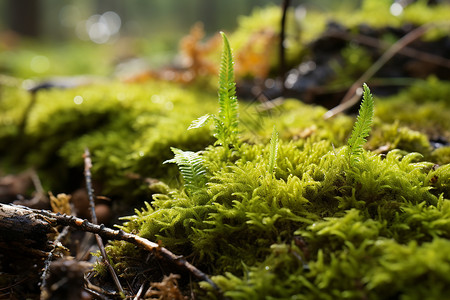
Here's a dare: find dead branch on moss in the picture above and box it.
[0,203,219,292]
[325,26,450,71]
[323,22,447,119]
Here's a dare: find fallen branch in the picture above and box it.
[0,203,55,256]
[325,27,450,70]
[323,22,448,119]
[0,203,219,292]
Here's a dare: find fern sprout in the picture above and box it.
[215,31,239,147]
[188,32,239,150]
[347,83,374,161]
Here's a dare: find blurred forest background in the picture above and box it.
[0,0,362,40]
[0,0,363,78]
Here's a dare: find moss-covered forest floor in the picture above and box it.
[1,1,450,299]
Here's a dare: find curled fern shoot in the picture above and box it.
[164,147,207,194]
[347,83,374,161]
[268,125,279,175]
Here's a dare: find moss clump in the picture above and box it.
[229,0,450,79]
[374,77,450,140]
[118,136,450,298]
[0,81,218,205]
[1,3,450,298]
[106,33,450,298]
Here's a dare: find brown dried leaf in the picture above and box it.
[145,273,187,300]
[49,192,72,215]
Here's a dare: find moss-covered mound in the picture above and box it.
[1,75,449,300]
[114,127,450,299]
[1,1,450,299]
[0,81,219,206]
[101,78,450,298]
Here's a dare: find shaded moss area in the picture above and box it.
[0,81,219,213]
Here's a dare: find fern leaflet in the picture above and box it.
[188,114,212,130]
[347,83,374,159]
[268,125,279,175]
[164,147,207,193]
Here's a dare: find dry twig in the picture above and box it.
[40,226,70,300]
[323,22,443,119]
[83,148,125,297]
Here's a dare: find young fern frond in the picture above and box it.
[187,32,239,151]
[164,147,207,193]
[268,126,279,175]
[347,83,374,160]
[215,31,239,147]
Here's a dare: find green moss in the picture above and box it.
[1,2,450,298]
[108,76,449,298]
[0,81,218,199]
[230,0,450,78]
[374,78,450,142]
[3,77,448,299]
[368,121,433,156]
[0,41,114,78]
[117,131,449,296]
[336,0,450,30]
[432,147,450,165]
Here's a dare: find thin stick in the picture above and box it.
[323,23,433,119]
[83,148,125,297]
[325,28,450,70]
[40,226,70,300]
[133,282,146,300]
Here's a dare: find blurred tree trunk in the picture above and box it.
[7,0,41,37]
[198,0,217,33]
